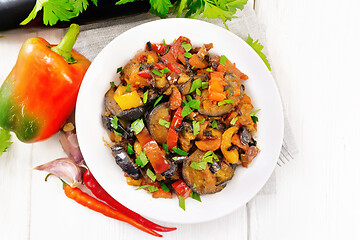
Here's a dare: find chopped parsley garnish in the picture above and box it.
[152,69,164,77]
[161,67,171,74]
[189,78,202,93]
[125,84,131,93]
[146,168,157,182]
[203,151,219,163]
[143,90,149,104]
[230,116,239,125]
[196,88,202,96]
[161,182,170,192]
[136,185,158,193]
[206,68,213,72]
[131,118,145,134]
[114,131,122,137]
[220,55,227,66]
[187,99,200,110]
[172,146,188,156]
[162,143,170,154]
[110,81,116,88]
[158,119,170,128]
[184,52,193,58]
[181,42,192,52]
[201,82,209,89]
[181,104,193,117]
[193,183,197,188]
[250,109,261,123]
[135,151,149,167]
[117,67,123,73]
[154,95,163,107]
[190,161,207,170]
[190,192,201,202]
[192,119,205,136]
[127,143,134,155]
[211,120,218,129]
[178,195,185,211]
[110,116,118,129]
[218,99,234,106]
[0,128,12,156]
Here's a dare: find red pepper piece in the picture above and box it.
[0,24,90,142]
[149,43,169,55]
[83,170,176,232]
[172,179,192,199]
[167,107,184,150]
[155,62,167,70]
[136,128,170,174]
[62,182,162,237]
[137,69,153,79]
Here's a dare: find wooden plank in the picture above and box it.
[251,0,360,239]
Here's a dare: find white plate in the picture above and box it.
[76,18,284,224]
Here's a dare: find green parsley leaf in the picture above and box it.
[201,82,209,89]
[110,116,118,129]
[125,84,131,93]
[184,52,193,58]
[110,81,116,88]
[187,99,200,110]
[127,143,134,155]
[146,168,157,181]
[251,115,259,124]
[186,95,193,102]
[131,118,145,134]
[158,119,170,128]
[218,99,234,106]
[220,55,227,66]
[135,185,158,193]
[196,88,202,96]
[117,66,123,73]
[193,183,197,188]
[178,195,186,211]
[190,192,202,202]
[203,151,219,163]
[143,90,149,104]
[152,69,164,77]
[190,161,207,170]
[172,146,188,156]
[161,67,171,74]
[211,120,218,129]
[114,130,122,137]
[154,95,163,107]
[0,128,12,156]
[135,151,149,167]
[181,104,193,117]
[181,42,192,52]
[250,109,261,116]
[206,68,213,72]
[148,0,173,17]
[189,78,202,93]
[162,143,170,154]
[246,35,271,71]
[160,182,170,192]
[230,116,239,125]
[192,121,200,136]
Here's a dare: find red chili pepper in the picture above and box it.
[171,179,191,199]
[167,107,184,150]
[137,69,153,79]
[62,182,162,237]
[83,169,176,232]
[136,128,170,174]
[155,62,167,70]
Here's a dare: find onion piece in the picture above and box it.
[34,158,82,187]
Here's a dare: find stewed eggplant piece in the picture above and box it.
[147,102,171,145]
[105,87,159,121]
[102,115,133,139]
[111,145,141,180]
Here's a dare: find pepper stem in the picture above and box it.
[51,24,80,64]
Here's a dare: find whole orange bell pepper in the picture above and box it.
[0,24,90,142]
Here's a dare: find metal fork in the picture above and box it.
[277,140,294,166]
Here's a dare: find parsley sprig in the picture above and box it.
[0,128,12,157]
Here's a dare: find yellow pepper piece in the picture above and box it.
[221,126,240,164]
[114,87,143,110]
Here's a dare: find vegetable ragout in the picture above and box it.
[102,36,260,209]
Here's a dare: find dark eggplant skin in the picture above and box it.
[161,160,179,179]
[147,102,171,145]
[111,145,141,180]
[104,87,159,121]
[102,115,133,139]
